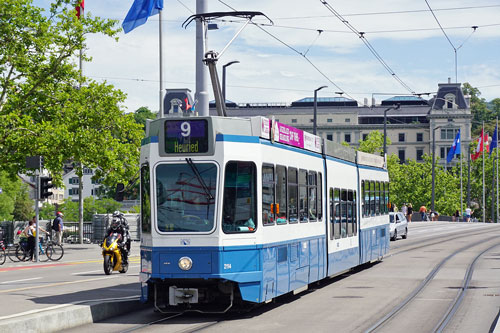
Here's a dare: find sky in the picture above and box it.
[35,0,500,112]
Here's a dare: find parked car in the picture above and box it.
[65,235,91,244]
[389,212,408,241]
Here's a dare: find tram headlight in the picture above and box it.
[178,256,193,271]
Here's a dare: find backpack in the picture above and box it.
[52,218,59,231]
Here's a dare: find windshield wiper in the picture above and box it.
[185,158,214,201]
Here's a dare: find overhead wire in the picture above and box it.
[319,0,415,94]
[216,0,354,99]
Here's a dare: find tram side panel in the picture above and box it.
[358,166,390,263]
[324,157,360,277]
[256,141,326,301]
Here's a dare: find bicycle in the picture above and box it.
[44,234,64,261]
[15,237,50,262]
[0,240,5,265]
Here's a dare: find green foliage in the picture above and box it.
[59,199,78,222]
[0,171,20,220]
[13,183,34,221]
[358,131,391,154]
[39,202,56,220]
[134,106,157,131]
[83,197,121,221]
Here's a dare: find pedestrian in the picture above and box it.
[465,207,473,222]
[452,210,460,222]
[431,210,439,221]
[23,219,36,261]
[419,205,427,221]
[52,212,64,245]
[407,203,413,222]
[401,203,408,217]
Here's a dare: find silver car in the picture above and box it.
[389,212,408,241]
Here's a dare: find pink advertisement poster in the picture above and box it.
[273,121,304,148]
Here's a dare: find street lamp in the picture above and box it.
[222,61,240,104]
[431,125,444,212]
[313,85,328,135]
[383,104,400,156]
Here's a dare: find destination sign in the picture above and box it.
[165,119,209,154]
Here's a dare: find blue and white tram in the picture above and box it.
[139,116,389,311]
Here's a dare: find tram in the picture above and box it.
[139,115,389,312]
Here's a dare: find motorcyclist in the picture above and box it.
[104,211,131,264]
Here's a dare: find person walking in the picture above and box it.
[401,204,408,217]
[23,219,36,261]
[419,205,427,221]
[452,210,460,222]
[465,207,473,222]
[407,203,413,222]
[52,212,64,245]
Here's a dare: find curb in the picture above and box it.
[0,297,148,333]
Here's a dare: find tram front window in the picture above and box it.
[156,163,217,232]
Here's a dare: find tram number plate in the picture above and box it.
[165,119,209,154]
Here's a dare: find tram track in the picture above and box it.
[365,232,500,333]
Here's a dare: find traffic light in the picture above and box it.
[40,176,54,199]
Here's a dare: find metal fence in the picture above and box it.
[0,214,140,245]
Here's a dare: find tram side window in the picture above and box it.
[299,169,308,222]
[262,165,275,225]
[385,182,390,214]
[140,163,151,234]
[381,182,387,214]
[375,181,380,215]
[353,191,357,235]
[308,171,317,221]
[341,189,347,238]
[329,188,334,239]
[361,181,365,217]
[222,161,257,233]
[347,190,354,236]
[317,172,323,220]
[334,188,341,239]
[288,168,298,223]
[370,181,375,215]
[276,165,287,224]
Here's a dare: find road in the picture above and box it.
[68,222,500,333]
[0,242,141,318]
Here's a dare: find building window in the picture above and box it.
[362,134,368,141]
[444,93,456,109]
[398,133,405,142]
[344,133,351,143]
[416,149,424,161]
[327,134,333,141]
[327,119,333,123]
[345,118,350,123]
[291,119,297,123]
[441,128,459,140]
[83,168,93,175]
[440,147,452,159]
[417,133,423,142]
[69,177,79,185]
[69,188,79,195]
[398,149,405,163]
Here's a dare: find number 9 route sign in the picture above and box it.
[165,119,209,154]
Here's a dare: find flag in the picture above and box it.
[472,130,489,161]
[122,0,163,34]
[490,125,498,156]
[447,130,461,163]
[75,0,84,19]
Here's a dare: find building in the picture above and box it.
[210,80,472,165]
[62,167,103,201]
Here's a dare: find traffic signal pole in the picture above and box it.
[35,166,41,263]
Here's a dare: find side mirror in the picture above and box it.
[115,183,125,202]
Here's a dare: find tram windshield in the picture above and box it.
[156,162,217,232]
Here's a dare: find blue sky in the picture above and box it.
[35,0,500,112]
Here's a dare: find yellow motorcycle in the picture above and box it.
[102,232,128,275]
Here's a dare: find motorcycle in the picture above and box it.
[101,232,128,275]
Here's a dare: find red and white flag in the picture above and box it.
[76,0,84,19]
[471,129,489,160]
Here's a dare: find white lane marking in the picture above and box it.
[0,277,43,284]
[72,269,103,275]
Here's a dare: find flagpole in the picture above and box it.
[460,144,463,219]
[497,117,499,222]
[483,121,485,222]
[159,9,164,116]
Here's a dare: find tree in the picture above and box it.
[358,131,391,154]
[13,183,34,221]
[0,171,22,220]
[39,202,57,220]
[134,106,157,131]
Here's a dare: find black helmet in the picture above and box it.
[111,219,120,230]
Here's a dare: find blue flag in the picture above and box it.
[446,130,461,163]
[490,125,498,156]
[122,0,163,34]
